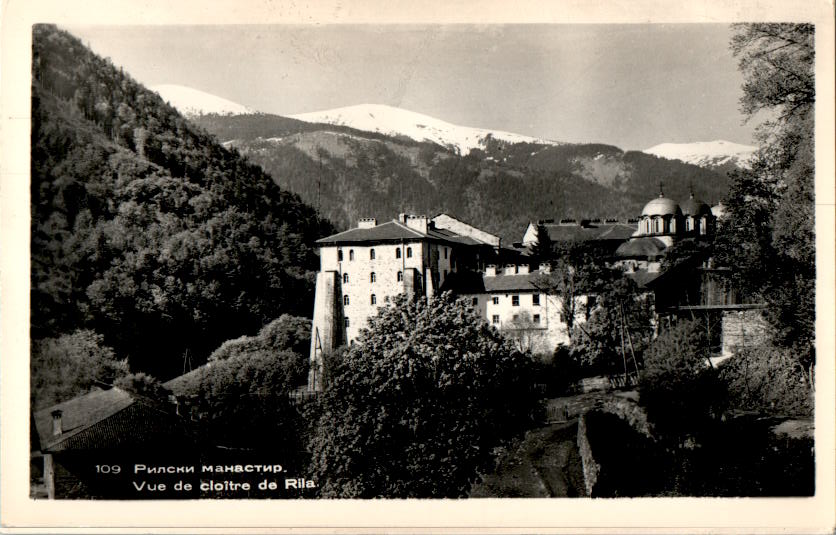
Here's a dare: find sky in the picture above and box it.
[65,24,757,151]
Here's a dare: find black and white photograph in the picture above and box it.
[2,0,835,531]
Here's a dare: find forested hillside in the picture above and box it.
[31,25,335,380]
[193,114,730,243]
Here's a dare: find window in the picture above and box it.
[370,249,376,260]
[512,314,519,322]
[406,247,413,258]
[343,295,350,306]
[512,295,520,306]
[397,271,403,282]
[344,318,350,328]
[532,293,540,306]
[338,250,343,261]
[371,294,377,305]
[370,272,376,283]
[533,314,541,324]
[472,297,478,306]
[492,315,500,325]
[492,296,499,305]
[349,249,355,261]
[396,248,402,259]
[343,273,349,284]
[444,247,448,259]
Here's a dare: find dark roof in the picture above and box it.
[625,270,664,288]
[680,196,712,216]
[484,272,547,292]
[444,270,549,293]
[33,387,192,453]
[542,222,637,243]
[615,237,669,258]
[317,220,474,246]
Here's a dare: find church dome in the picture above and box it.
[641,194,681,217]
[680,194,711,216]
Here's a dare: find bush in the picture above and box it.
[308,292,539,498]
[192,349,305,451]
[640,318,726,440]
[718,344,813,417]
[207,314,310,387]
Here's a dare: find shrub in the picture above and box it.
[718,344,813,417]
[308,292,539,498]
[640,318,726,440]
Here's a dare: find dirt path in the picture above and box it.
[470,420,586,498]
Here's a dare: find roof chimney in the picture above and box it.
[51,409,63,437]
[485,265,497,276]
[404,215,429,234]
[358,218,377,229]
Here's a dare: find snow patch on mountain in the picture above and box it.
[152,84,256,117]
[644,140,757,170]
[290,103,561,154]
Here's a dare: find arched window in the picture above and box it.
[654,218,662,234]
[370,272,376,283]
[370,249,376,260]
[700,217,707,235]
[396,248,402,259]
[343,295,350,306]
[338,250,343,261]
[406,247,413,258]
[397,271,403,282]
[370,294,377,305]
[343,273,349,284]
[349,250,355,261]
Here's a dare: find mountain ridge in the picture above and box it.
[644,139,757,172]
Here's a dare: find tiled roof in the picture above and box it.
[33,387,193,453]
[316,220,423,244]
[615,237,669,258]
[316,220,474,246]
[543,222,637,243]
[483,272,550,292]
[625,270,663,288]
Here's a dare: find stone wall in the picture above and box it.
[721,308,770,356]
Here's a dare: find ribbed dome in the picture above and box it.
[680,194,711,216]
[641,194,681,217]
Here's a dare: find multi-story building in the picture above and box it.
[458,263,586,355]
[307,214,499,391]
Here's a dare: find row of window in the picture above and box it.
[343,294,381,306]
[342,272,405,284]
[475,294,540,306]
[338,247,414,262]
[491,314,541,325]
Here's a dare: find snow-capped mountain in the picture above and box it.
[151,84,256,117]
[643,140,757,171]
[290,103,561,154]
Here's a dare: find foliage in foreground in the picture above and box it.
[640,318,726,440]
[187,348,305,451]
[308,292,539,498]
[718,343,813,417]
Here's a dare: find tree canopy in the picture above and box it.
[719,23,815,361]
[31,25,334,379]
[307,292,539,497]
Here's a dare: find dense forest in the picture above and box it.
[31,25,335,380]
[193,114,732,243]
